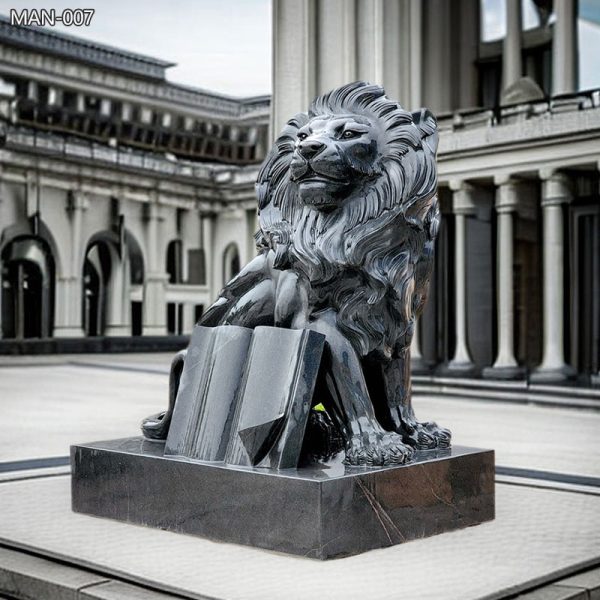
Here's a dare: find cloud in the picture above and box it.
[0,0,272,96]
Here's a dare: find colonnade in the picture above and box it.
[0,180,230,340]
[433,170,583,383]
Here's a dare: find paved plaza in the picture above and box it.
[0,353,599,599]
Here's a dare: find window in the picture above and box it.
[166,240,183,284]
[579,0,600,90]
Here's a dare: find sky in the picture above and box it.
[0,0,272,97]
[0,0,598,96]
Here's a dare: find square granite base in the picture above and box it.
[71,438,494,559]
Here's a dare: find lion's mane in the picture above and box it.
[256,82,440,359]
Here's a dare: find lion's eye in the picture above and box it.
[297,132,308,140]
[342,130,359,139]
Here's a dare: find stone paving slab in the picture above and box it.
[0,547,192,600]
[80,580,193,600]
[0,352,174,369]
[417,396,600,478]
[0,365,167,462]
[559,567,600,599]
[0,476,599,600]
[1,545,597,600]
[515,585,587,599]
[0,546,109,600]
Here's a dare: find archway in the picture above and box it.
[82,229,145,337]
[83,240,112,336]
[222,242,241,286]
[1,236,55,339]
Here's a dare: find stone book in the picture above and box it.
[164,325,325,469]
[164,325,253,462]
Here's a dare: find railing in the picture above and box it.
[0,119,247,182]
[436,88,600,133]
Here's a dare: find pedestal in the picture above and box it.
[71,438,495,560]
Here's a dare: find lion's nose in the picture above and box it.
[299,140,325,159]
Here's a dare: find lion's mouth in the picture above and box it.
[294,168,346,185]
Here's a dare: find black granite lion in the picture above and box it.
[144,81,450,466]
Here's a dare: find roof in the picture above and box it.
[0,14,175,80]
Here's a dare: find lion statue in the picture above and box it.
[143,81,450,466]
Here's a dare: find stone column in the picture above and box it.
[422,0,451,114]
[357,0,384,85]
[552,0,577,95]
[143,199,168,336]
[25,172,39,217]
[445,181,477,375]
[594,163,600,388]
[502,0,522,92]
[179,207,191,283]
[317,0,356,93]
[104,242,131,337]
[0,167,3,337]
[54,190,87,337]
[382,0,402,104]
[483,177,525,379]
[531,171,576,383]
[409,0,422,109]
[182,302,196,335]
[200,211,217,297]
[271,0,316,138]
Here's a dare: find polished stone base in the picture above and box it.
[410,355,433,375]
[71,438,494,560]
[530,364,578,384]
[436,361,480,378]
[482,365,527,380]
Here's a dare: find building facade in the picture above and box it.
[272,0,599,385]
[1,3,598,388]
[0,17,269,341]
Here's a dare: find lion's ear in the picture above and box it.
[411,108,438,155]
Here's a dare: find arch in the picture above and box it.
[222,242,241,285]
[125,230,145,285]
[82,237,112,336]
[1,234,56,338]
[82,228,144,336]
[1,215,63,278]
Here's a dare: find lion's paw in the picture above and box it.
[343,431,414,467]
[407,421,451,450]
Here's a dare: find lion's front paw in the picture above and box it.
[405,421,451,450]
[343,431,414,466]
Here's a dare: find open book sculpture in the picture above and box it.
[72,82,494,559]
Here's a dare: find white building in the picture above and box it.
[1,2,598,389]
[272,0,600,386]
[0,17,269,344]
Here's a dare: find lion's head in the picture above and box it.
[256,82,440,356]
[290,111,382,209]
[257,81,438,234]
